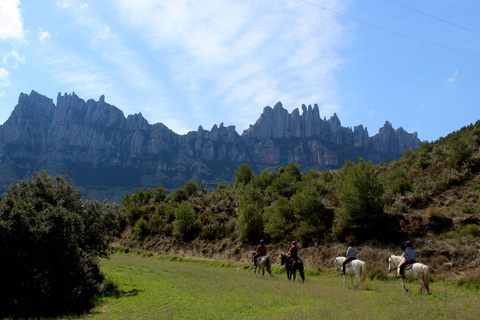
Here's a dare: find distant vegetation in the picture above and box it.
[122,120,480,246]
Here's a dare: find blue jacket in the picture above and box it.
[403,247,418,261]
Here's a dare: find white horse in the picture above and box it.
[333,256,367,290]
[387,254,430,295]
[251,251,272,277]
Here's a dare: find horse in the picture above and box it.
[280,254,305,282]
[333,256,367,290]
[387,254,429,295]
[250,251,272,277]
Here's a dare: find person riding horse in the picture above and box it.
[398,241,418,278]
[341,241,357,275]
[253,239,267,266]
[284,240,299,270]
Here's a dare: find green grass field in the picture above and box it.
[66,252,479,320]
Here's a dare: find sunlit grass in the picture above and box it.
[65,252,480,320]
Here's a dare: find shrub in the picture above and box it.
[459,224,480,237]
[457,274,480,290]
[423,205,445,221]
[0,171,121,318]
[172,202,200,241]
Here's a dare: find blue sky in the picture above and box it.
[1,0,479,142]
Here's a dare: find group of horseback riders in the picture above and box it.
[252,239,300,270]
[253,239,419,278]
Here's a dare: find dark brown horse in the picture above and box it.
[281,254,305,282]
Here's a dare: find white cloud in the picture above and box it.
[447,69,459,82]
[0,0,24,41]
[38,28,51,41]
[0,67,12,87]
[110,0,346,132]
[56,1,70,9]
[2,50,25,68]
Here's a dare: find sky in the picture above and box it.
[0,0,479,142]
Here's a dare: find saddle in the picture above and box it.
[344,258,356,268]
[405,263,414,270]
[288,257,301,267]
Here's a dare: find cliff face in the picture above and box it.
[0,91,420,200]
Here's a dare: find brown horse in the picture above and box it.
[281,254,304,282]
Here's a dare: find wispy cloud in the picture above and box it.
[2,50,25,69]
[110,0,346,132]
[0,67,12,87]
[447,69,459,82]
[38,28,51,41]
[0,0,25,41]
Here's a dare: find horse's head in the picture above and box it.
[387,255,395,272]
[333,257,340,271]
[280,254,286,265]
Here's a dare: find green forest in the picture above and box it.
[122,120,480,246]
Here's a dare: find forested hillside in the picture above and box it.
[119,120,480,259]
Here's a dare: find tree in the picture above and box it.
[335,159,385,240]
[237,188,265,242]
[172,202,200,241]
[263,196,294,243]
[235,163,255,187]
[291,186,332,245]
[0,171,121,318]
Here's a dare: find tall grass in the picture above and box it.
[66,252,480,320]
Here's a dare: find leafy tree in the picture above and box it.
[335,159,385,240]
[168,189,188,203]
[237,188,265,242]
[172,202,200,241]
[268,164,301,199]
[153,186,167,203]
[447,137,471,164]
[0,171,121,318]
[263,196,294,243]
[384,169,412,195]
[182,180,199,197]
[235,163,255,187]
[291,186,332,244]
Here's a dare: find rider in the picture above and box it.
[285,240,299,269]
[253,239,267,266]
[398,241,418,278]
[341,241,357,275]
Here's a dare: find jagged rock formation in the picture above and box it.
[0,91,420,202]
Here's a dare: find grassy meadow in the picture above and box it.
[58,251,480,320]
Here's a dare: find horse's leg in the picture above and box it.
[351,275,356,290]
[343,274,347,288]
[415,270,425,294]
[401,277,408,293]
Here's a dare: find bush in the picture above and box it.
[457,274,480,290]
[0,171,121,318]
[172,202,200,241]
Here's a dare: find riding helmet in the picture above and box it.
[405,241,412,247]
[292,240,296,245]
[260,239,265,244]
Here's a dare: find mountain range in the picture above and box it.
[0,90,420,202]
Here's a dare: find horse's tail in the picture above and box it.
[360,261,367,284]
[298,260,305,282]
[423,265,430,294]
